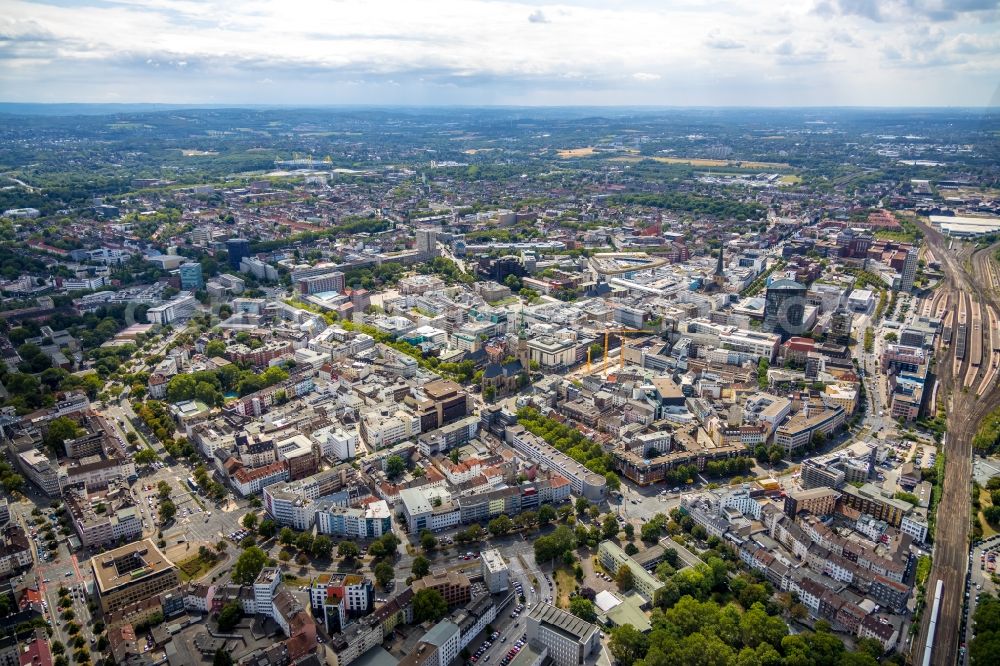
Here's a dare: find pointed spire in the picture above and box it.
[715,245,725,276]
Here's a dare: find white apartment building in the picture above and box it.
[18,450,62,497]
[743,393,792,436]
[480,549,509,594]
[900,514,929,543]
[422,620,461,666]
[312,426,358,460]
[442,458,483,485]
[240,257,279,282]
[505,426,606,502]
[718,328,781,363]
[252,568,282,617]
[310,573,372,617]
[359,407,421,450]
[316,500,392,539]
[62,277,108,292]
[721,489,763,520]
[146,292,197,325]
[64,457,136,492]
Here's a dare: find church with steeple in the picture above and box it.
[481,310,531,399]
[713,245,726,288]
[702,245,727,293]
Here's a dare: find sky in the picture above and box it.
[0,0,998,107]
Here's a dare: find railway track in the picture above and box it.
[934,290,949,320]
[963,297,983,389]
[940,308,953,349]
[911,228,1000,666]
[955,291,968,379]
[983,250,1000,291]
[977,303,1000,398]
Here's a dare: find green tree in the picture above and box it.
[44,417,81,456]
[616,565,635,592]
[534,525,576,564]
[568,597,596,622]
[971,593,1000,665]
[374,561,394,589]
[313,535,333,559]
[412,555,432,579]
[241,512,258,532]
[216,601,242,632]
[205,340,227,358]
[421,531,437,551]
[232,546,267,584]
[134,447,158,465]
[488,515,513,536]
[158,500,176,523]
[602,514,620,539]
[413,588,448,623]
[386,455,406,479]
[279,527,296,546]
[609,625,649,666]
[503,274,522,292]
[258,518,276,539]
[213,648,234,666]
[295,532,314,553]
[538,504,556,526]
[338,541,360,561]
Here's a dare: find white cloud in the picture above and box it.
[0,0,994,105]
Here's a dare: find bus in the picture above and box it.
[186,477,199,492]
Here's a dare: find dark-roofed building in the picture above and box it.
[525,603,600,666]
[764,279,807,340]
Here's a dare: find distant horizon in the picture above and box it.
[0,102,996,115]
[2,1,998,108]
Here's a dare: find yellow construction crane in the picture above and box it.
[586,328,648,373]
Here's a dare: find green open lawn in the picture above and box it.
[554,566,576,610]
[980,488,999,538]
[176,553,217,582]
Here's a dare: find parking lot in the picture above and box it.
[132,461,247,549]
[963,534,1000,660]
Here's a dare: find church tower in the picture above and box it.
[516,309,530,369]
[713,246,726,288]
